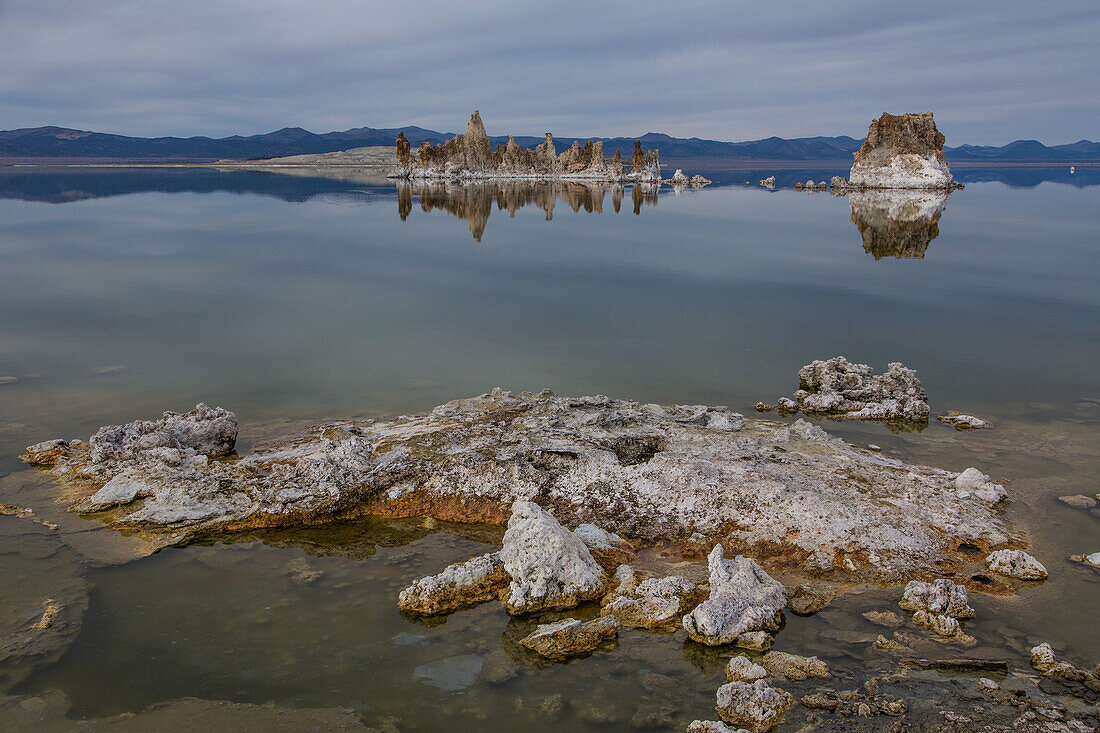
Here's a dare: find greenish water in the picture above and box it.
[0,167,1097,730]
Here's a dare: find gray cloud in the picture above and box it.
[0,1,1097,144]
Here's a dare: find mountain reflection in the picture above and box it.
[848,189,951,259]
[396,181,659,241]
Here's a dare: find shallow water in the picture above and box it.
[0,165,1097,729]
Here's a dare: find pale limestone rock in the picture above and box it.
[760,651,829,680]
[397,552,509,615]
[519,616,618,660]
[954,468,1007,503]
[899,578,975,619]
[687,721,751,733]
[1030,642,1057,672]
[912,609,961,637]
[573,523,626,550]
[88,403,237,463]
[499,501,605,614]
[669,169,691,186]
[726,655,767,682]
[715,679,793,732]
[985,549,1047,580]
[682,546,786,646]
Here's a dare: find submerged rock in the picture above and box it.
[519,616,618,660]
[600,565,699,628]
[682,546,786,646]
[397,551,509,615]
[985,549,1047,580]
[23,390,1020,581]
[785,584,835,616]
[499,501,606,614]
[1058,494,1097,510]
[761,356,929,423]
[848,112,956,189]
[938,413,989,430]
[715,679,793,732]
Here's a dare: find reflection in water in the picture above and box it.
[848,189,951,259]
[397,181,659,241]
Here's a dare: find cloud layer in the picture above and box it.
[1,1,1097,144]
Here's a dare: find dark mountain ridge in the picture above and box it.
[1,124,1096,163]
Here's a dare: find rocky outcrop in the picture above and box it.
[599,565,699,628]
[899,578,975,638]
[848,112,957,189]
[23,389,1020,581]
[393,111,660,182]
[682,547,786,645]
[758,176,775,189]
[985,549,1047,580]
[397,552,509,615]
[758,356,929,424]
[498,501,606,614]
[519,616,618,660]
[715,679,793,732]
[848,189,950,259]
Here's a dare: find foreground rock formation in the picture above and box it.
[391,111,661,183]
[682,547,786,646]
[849,112,957,189]
[23,389,1022,581]
[757,356,930,424]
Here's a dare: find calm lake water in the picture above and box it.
[0,165,1097,730]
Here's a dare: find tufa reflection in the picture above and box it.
[848,189,951,259]
[396,180,659,241]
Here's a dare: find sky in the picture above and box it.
[0,1,1097,146]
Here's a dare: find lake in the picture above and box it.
[0,165,1097,730]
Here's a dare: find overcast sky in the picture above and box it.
[1,1,1097,145]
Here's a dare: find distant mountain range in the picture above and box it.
[1,124,1097,163]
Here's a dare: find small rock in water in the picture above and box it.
[985,549,1047,580]
[1058,494,1098,510]
[978,677,1000,691]
[715,679,793,731]
[398,552,509,616]
[735,631,775,651]
[954,467,1007,503]
[867,444,881,451]
[938,413,988,430]
[600,565,698,629]
[519,616,618,660]
[899,578,974,619]
[726,655,767,683]
[758,176,776,188]
[687,721,749,733]
[412,654,484,691]
[760,651,829,680]
[1069,552,1100,568]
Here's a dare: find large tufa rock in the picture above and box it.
[600,565,699,628]
[498,501,606,614]
[715,679,793,732]
[682,546,786,646]
[849,112,956,190]
[519,615,618,660]
[397,552,509,615]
